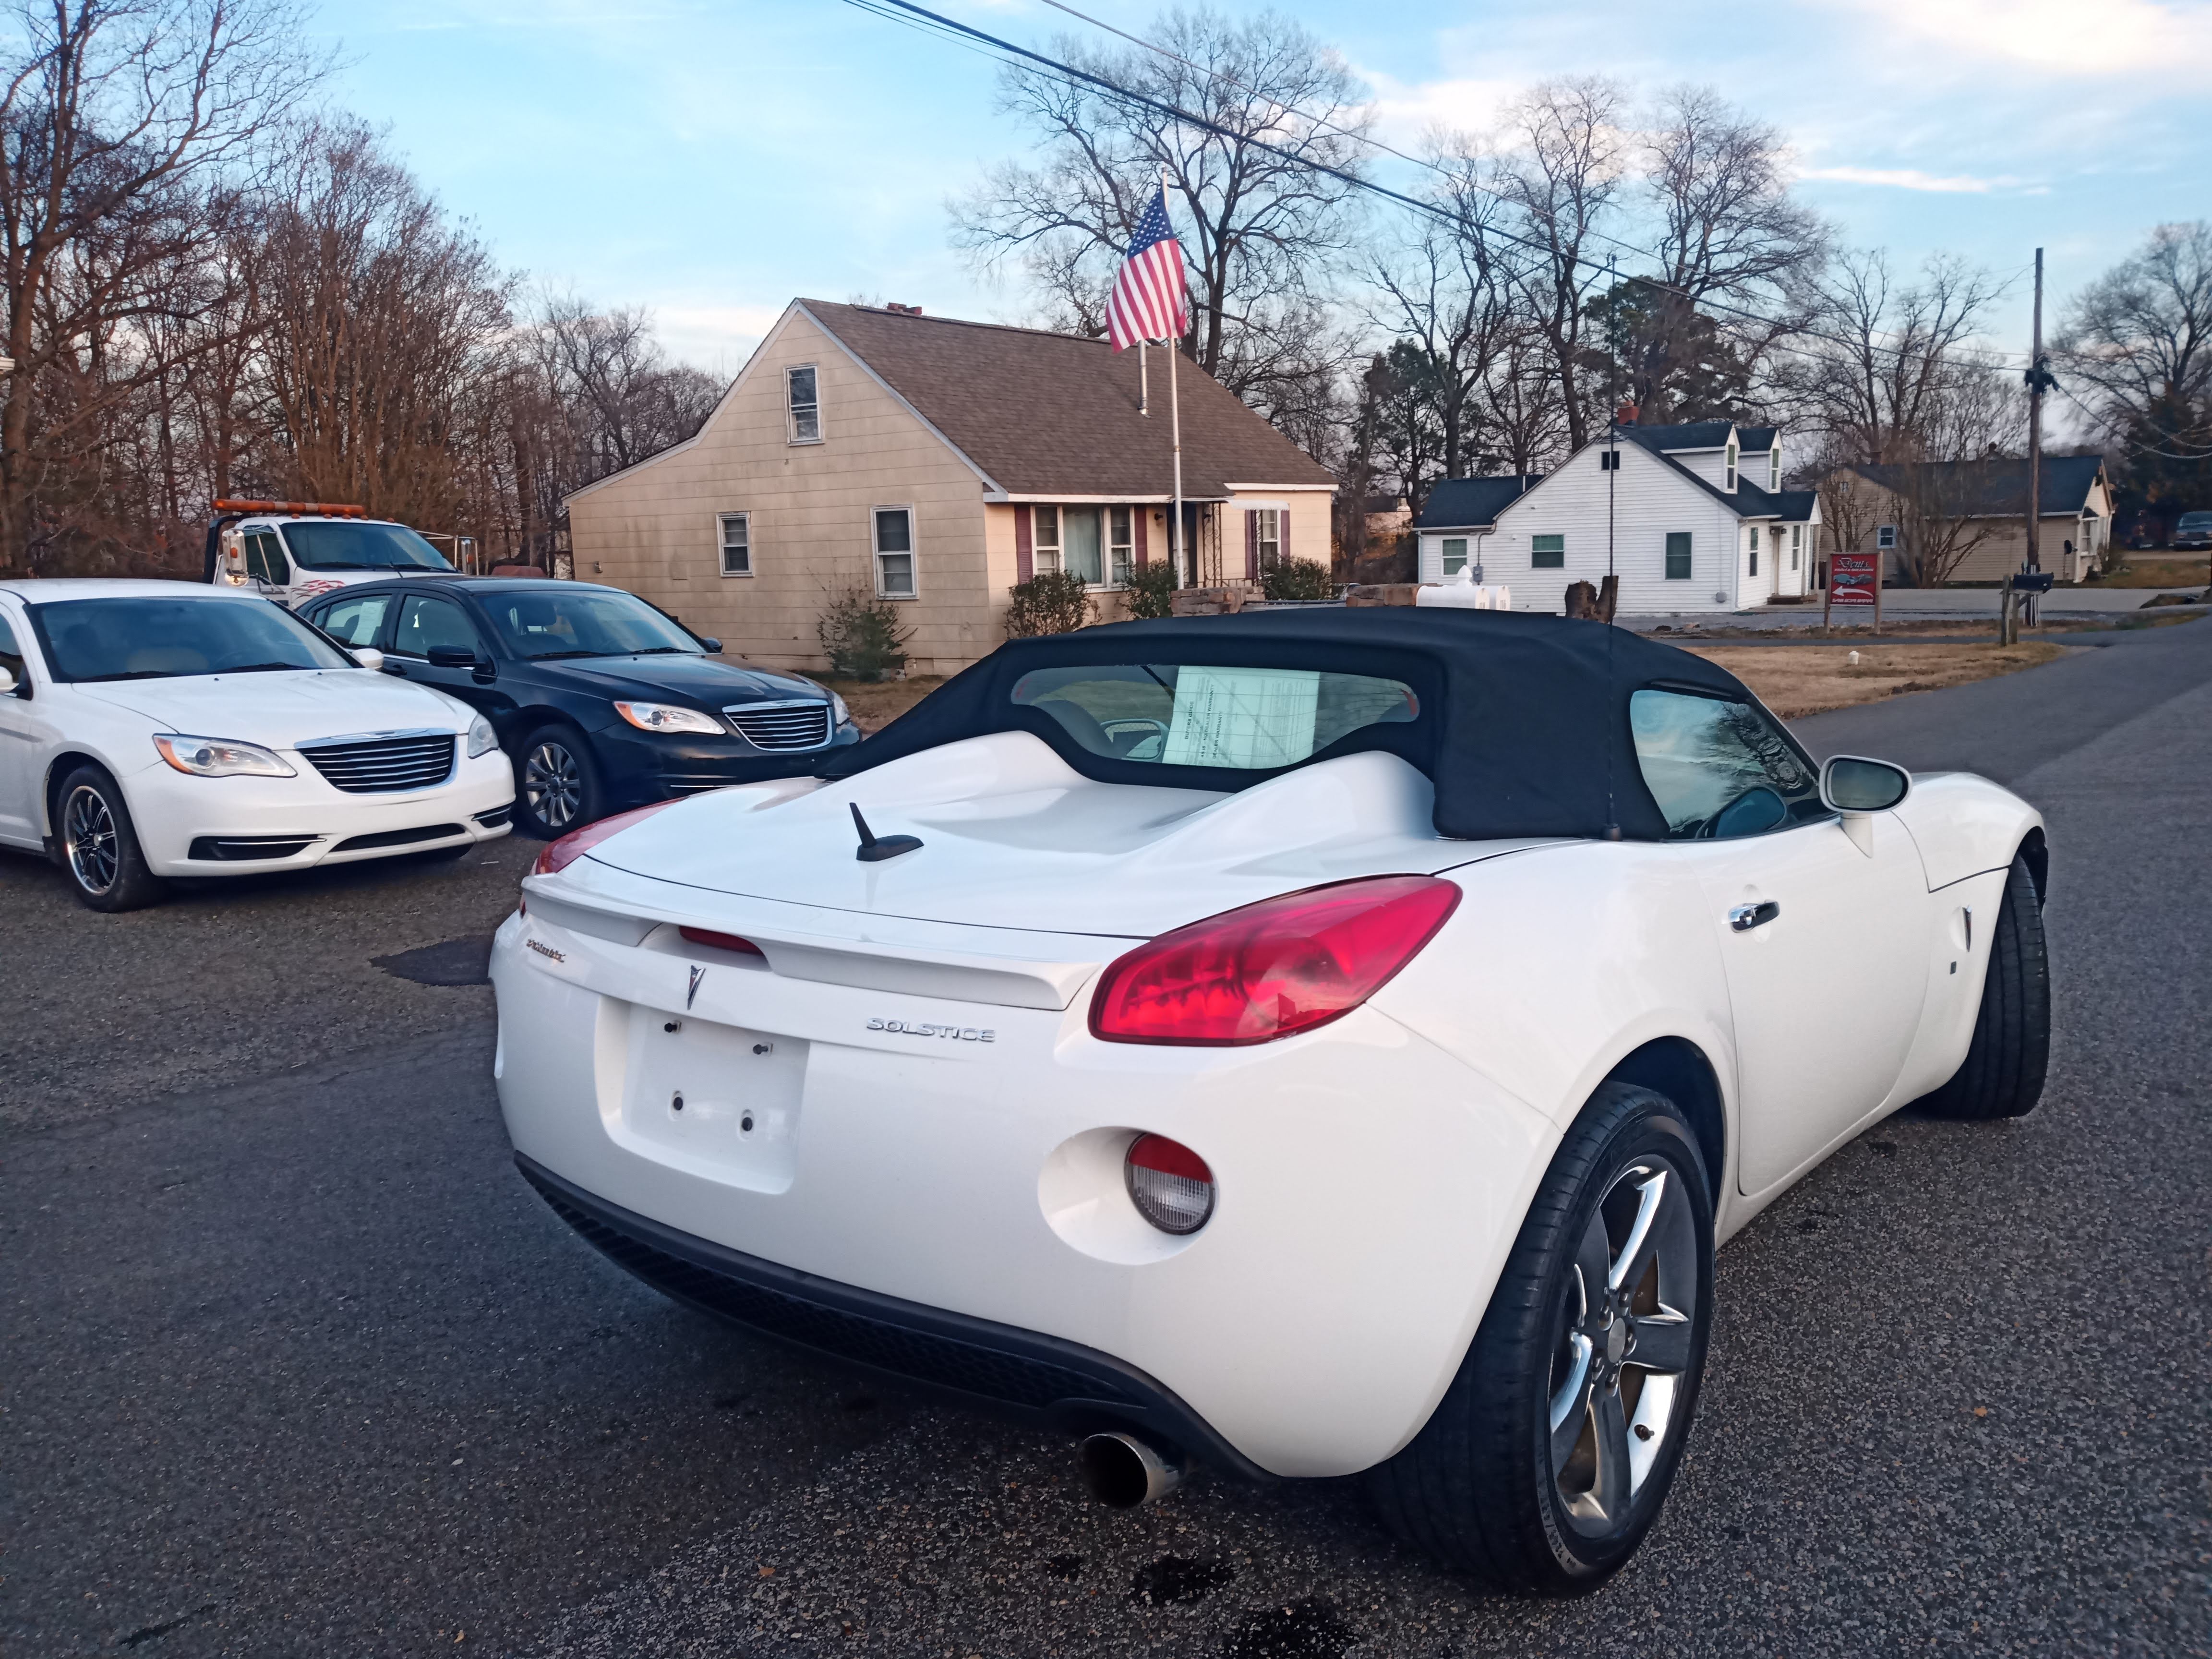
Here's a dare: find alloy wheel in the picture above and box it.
[1546,1156,1700,1538]
[65,785,120,894]
[525,741,583,830]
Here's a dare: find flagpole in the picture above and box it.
[1162,164,1183,587]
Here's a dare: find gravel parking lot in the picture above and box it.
[4,621,2208,1658]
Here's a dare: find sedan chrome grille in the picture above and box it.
[723,699,833,752]
[299,729,457,793]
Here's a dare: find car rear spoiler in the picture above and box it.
[201,499,369,582]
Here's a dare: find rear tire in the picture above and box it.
[56,766,167,912]
[1367,1082,1714,1593]
[1917,854,2049,1120]
[514,724,601,840]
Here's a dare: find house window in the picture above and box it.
[1768,449,1780,491]
[1748,527,1760,577]
[1599,449,1621,471]
[1032,505,1062,575]
[1442,537,1469,576]
[786,365,821,444]
[1255,508,1281,571]
[1790,525,1802,570]
[718,513,751,577]
[1725,443,1739,490]
[1110,506,1134,585]
[1665,532,1691,580]
[873,506,915,597]
[1876,524,1898,550]
[1532,533,1564,569]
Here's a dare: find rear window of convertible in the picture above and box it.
[1011,664,1419,769]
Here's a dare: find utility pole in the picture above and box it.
[2021,248,2055,631]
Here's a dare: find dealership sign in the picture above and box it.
[1829,551,1878,606]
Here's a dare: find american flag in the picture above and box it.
[1105,185,1188,352]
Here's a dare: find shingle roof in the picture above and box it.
[1847,455,2105,517]
[799,301,1335,498]
[1619,430,1812,520]
[1414,474,1544,529]
[1612,420,1777,454]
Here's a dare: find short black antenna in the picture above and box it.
[850,802,923,863]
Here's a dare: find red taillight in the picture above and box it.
[1090,875,1460,1046]
[678,927,764,957]
[1125,1133,1215,1234]
[532,799,681,876]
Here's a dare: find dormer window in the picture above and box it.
[1725,441,1739,490]
[1768,446,1780,491]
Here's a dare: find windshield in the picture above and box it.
[1011,664,1417,769]
[34,594,354,681]
[278,519,451,571]
[2178,512,2212,529]
[478,588,705,660]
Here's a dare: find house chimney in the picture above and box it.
[886,302,922,316]
[1616,403,1639,427]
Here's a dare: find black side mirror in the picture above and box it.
[1821,755,1911,814]
[701,637,723,654]
[426,646,479,669]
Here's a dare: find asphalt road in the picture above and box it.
[5,622,2208,1658]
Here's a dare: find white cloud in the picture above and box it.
[1823,0,2212,78]
[1357,66,1527,149]
[1795,164,2022,193]
[651,303,784,374]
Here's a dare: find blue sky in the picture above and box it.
[325,0,2212,376]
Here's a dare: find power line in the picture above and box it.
[847,0,2034,376]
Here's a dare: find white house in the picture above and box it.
[1415,421,1822,614]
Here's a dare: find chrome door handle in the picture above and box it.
[1729,901,1780,932]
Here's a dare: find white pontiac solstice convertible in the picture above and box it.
[492,608,2049,1592]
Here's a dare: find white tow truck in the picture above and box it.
[203,499,472,609]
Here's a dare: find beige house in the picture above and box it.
[1821,456,2113,585]
[564,300,1337,676]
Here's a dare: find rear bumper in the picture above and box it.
[516,1152,1270,1479]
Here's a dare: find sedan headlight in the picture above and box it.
[830,691,851,727]
[153,733,297,778]
[613,700,724,735]
[466,712,499,758]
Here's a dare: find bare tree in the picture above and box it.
[1366,135,1526,482]
[0,0,323,572]
[1494,77,1628,452]
[1787,250,2007,464]
[951,7,1370,404]
[1629,86,1825,421]
[2055,221,2212,521]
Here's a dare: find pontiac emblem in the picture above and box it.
[687,965,706,1010]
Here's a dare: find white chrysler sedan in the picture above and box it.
[0,580,515,910]
[491,608,2049,1592]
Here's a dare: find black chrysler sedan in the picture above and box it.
[301,577,859,837]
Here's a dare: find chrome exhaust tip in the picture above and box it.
[1078,1431,1183,1508]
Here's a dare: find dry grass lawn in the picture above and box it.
[2091,555,2211,590]
[822,675,945,734]
[1685,642,2067,720]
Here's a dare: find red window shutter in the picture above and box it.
[1279,508,1290,564]
[1133,504,1148,567]
[1244,510,1258,580]
[1014,505,1034,583]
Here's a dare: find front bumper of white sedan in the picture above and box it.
[121,745,516,876]
[489,889,1557,1480]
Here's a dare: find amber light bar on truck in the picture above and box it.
[212,498,368,518]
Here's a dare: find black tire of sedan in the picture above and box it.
[515,724,601,839]
[1916,853,2049,1121]
[55,765,166,913]
[1368,1082,1715,1593]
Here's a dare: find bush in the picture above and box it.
[1004,568,1094,637]
[1260,557,1333,601]
[817,582,912,680]
[1121,559,1178,619]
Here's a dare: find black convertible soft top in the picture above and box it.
[821,607,1759,842]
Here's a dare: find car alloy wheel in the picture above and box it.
[64,783,120,894]
[525,740,584,830]
[1547,1155,1701,1539]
